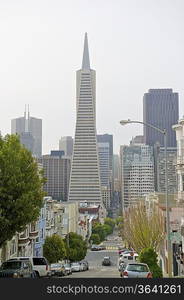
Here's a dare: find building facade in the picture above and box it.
[59,136,73,157]
[120,144,155,209]
[11,107,42,158]
[143,89,179,147]
[38,152,71,201]
[68,33,102,204]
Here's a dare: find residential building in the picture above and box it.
[68,33,102,204]
[11,107,42,158]
[61,202,79,237]
[143,89,179,147]
[38,152,71,201]
[59,136,73,157]
[120,144,155,209]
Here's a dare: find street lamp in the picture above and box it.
[120,119,172,277]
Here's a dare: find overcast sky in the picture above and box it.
[0,0,184,154]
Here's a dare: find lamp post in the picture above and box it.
[120,119,172,277]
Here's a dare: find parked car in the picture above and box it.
[120,263,152,278]
[81,260,89,270]
[102,256,111,266]
[0,259,33,278]
[99,245,106,250]
[50,263,66,277]
[7,256,50,277]
[80,261,89,271]
[63,263,72,275]
[119,253,139,265]
[71,262,82,272]
[91,245,101,251]
[118,262,127,272]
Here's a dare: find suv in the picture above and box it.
[8,257,50,277]
[0,259,33,278]
[102,257,111,266]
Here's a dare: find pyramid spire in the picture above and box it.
[82,32,90,70]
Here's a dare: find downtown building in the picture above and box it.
[120,141,155,210]
[97,142,111,209]
[38,151,71,201]
[11,107,42,158]
[143,89,179,147]
[68,33,103,206]
[59,136,73,157]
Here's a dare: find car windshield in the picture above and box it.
[51,264,61,268]
[33,258,47,265]
[72,263,79,266]
[127,264,149,272]
[1,261,22,270]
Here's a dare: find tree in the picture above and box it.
[43,234,66,264]
[64,232,87,262]
[0,134,45,248]
[104,218,116,230]
[139,247,163,278]
[122,201,164,253]
[92,223,106,242]
[102,224,113,236]
[116,216,123,226]
[90,233,101,245]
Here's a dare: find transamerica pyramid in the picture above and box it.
[68,33,102,203]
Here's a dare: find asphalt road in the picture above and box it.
[66,229,122,278]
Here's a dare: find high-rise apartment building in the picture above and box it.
[153,143,177,193]
[143,89,179,147]
[68,33,102,204]
[38,152,71,201]
[59,136,73,157]
[120,144,155,209]
[97,134,113,207]
[98,142,111,209]
[11,108,42,158]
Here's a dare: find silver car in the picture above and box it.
[120,263,152,278]
[71,262,82,272]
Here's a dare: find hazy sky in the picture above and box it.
[0,0,184,154]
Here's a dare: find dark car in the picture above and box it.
[102,257,111,266]
[0,259,33,278]
[91,245,101,251]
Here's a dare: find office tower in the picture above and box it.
[68,33,102,203]
[11,107,42,158]
[120,144,154,209]
[154,143,177,193]
[143,89,179,147]
[98,142,111,209]
[38,151,71,201]
[59,136,73,157]
[97,134,113,205]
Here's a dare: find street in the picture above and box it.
[65,229,122,278]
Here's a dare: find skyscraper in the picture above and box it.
[143,89,179,147]
[11,107,42,158]
[120,144,154,209]
[59,136,73,157]
[68,33,102,204]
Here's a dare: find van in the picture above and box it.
[119,253,139,265]
[7,257,50,277]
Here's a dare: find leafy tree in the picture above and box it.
[122,201,164,253]
[102,224,113,236]
[104,218,116,230]
[43,234,66,264]
[0,134,45,248]
[92,223,106,242]
[139,247,163,278]
[64,232,87,262]
[90,233,101,245]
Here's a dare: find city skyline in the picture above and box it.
[0,0,184,154]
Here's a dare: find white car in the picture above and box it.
[8,257,50,277]
[71,262,82,272]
